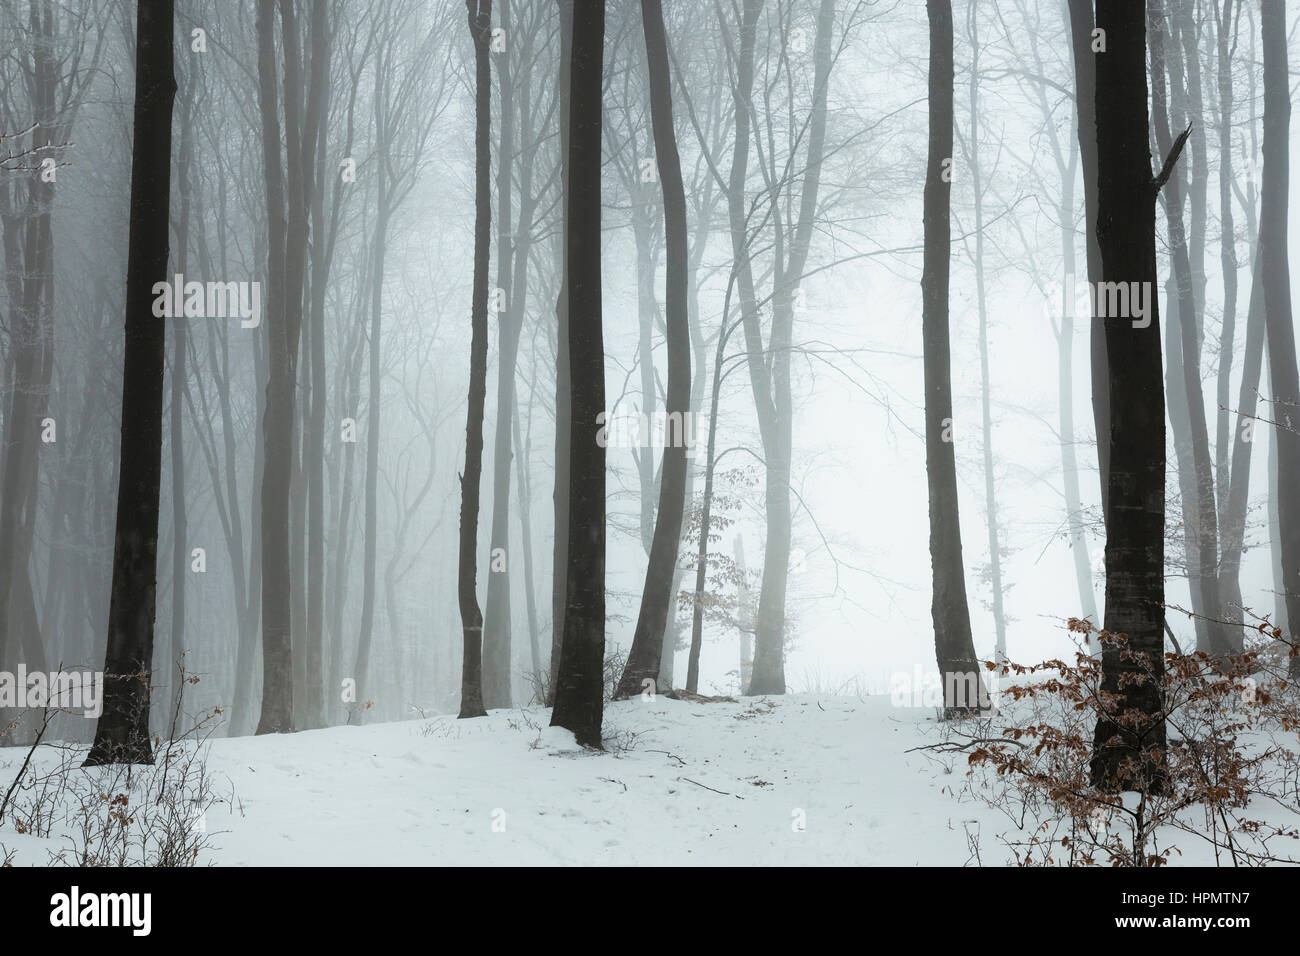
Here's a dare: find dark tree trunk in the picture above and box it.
[458,0,493,719]
[922,0,984,717]
[1089,0,1176,792]
[84,0,176,766]
[550,0,605,747]
[614,0,691,699]
[1259,0,1300,678]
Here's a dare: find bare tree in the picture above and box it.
[1259,0,1300,678]
[1089,0,1186,791]
[85,0,175,766]
[614,0,691,699]
[550,0,606,747]
[458,0,493,720]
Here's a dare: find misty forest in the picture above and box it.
[2,0,1300,870]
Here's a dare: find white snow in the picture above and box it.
[2,692,1290,865]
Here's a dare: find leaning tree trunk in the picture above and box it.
[84,0,175,766]
[550,0,606,747]
[1089,0,1179,792]
[1259,0,1300,678]
[458,0,493,719]
[614,0,691,700]
[922,0,984,717]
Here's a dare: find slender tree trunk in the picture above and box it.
[614,0,691,700]
[458,0,493,719]
[1151,0,1232,656]
[354,85,390,715]
[304,8,332,730]
[85,0,175,766]
[512,394,542,685]
[255,0,295,735]
[483,2,518,709]
[1259,0,1300,678]
[550,0,606,747]
[549,0,574,703]
[1066,0,1108,520]
[167,71,193,707]
[966,3,1006,662]
[1213,0,1238,536]
[1220,258,1265,649]
[923,0,984,716]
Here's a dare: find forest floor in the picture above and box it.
[3,692,1294,864]
[199,693,977,865]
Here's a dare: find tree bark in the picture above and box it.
[614,0,691,700]
[458,0,493,719]
[1065,0,1109,521]
[1089,0,1173,792]
[923,0,984,717]
[85,0,175,766]
[550,0,606,747]
[1259,0,1300,678]
[549,0,574,703]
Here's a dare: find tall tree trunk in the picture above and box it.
[550,0,606,747]
[482,1,517,709]
[1213,0,1238,528]
[1259,0,1300,678]
[167,68,193,707]
[549,0,574,703]
[1066,0,1108,521]
[303,6,332,730]
[458,0,493,719]
[923,0,983,716]
[965,2,1006,662]
[614,0,691,699]
[354,64,391,716]
[1151,0,1232,656]
[1089,0,1176,792]
[84,0,175,766]
[721,0,764,693]
[255,0,296,735]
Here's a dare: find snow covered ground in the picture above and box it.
[2,692,1294,865]
[199,694,982,865]
[0,694,993,865]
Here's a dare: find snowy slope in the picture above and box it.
[199,694,976,865]
[5,692,1286,866]
[2,694,993,865]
